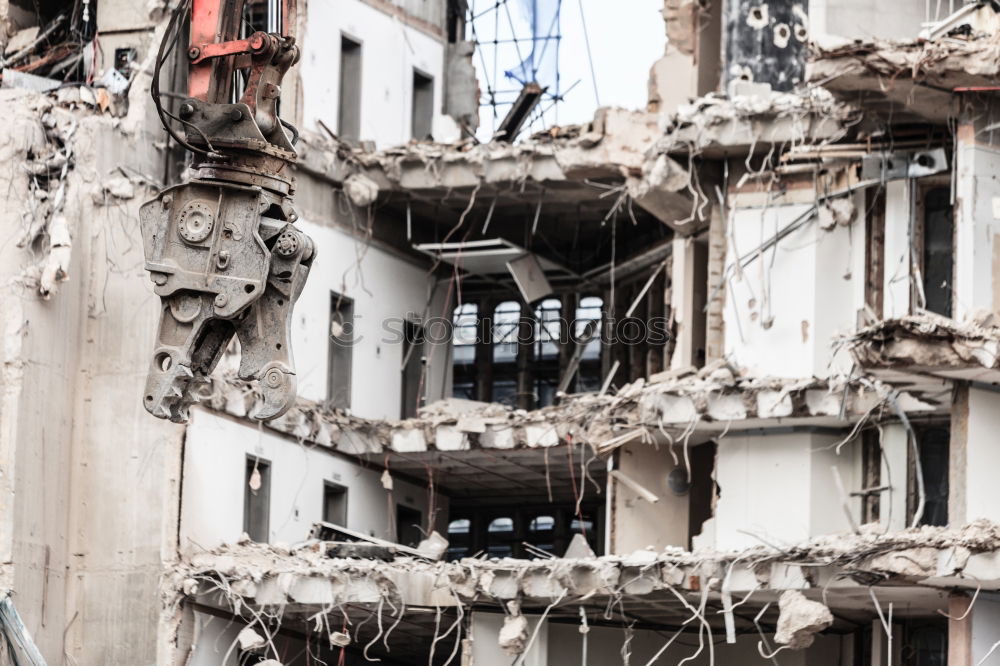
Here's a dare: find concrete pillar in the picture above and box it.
[881,179,912,319]
[705,203,727,363]
[949,593,972,666]
[474,296,494,402]
[515,304,535,410]
[880,424,910,532]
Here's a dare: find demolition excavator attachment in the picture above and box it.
[140,0,312,422]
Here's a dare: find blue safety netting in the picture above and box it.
[503,0,562,93]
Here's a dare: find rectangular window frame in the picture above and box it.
[243,455,271,543]
[338,33,363,143]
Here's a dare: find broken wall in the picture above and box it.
[0,81,185,664]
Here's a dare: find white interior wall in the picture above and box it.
[299,0,459,147]
[972,594,1000,663]
[714,432,862,551]
[291,218,449,419]
[724,201,863,378]
[180,410,444,551]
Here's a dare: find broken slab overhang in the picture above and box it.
[296,107,700,235]
[847,314,1000,390]
[643,88,854,160]
[200,366,943,499]
[807,34,1000,123]
[166,520,1000,658]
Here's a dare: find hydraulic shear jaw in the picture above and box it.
[139,182,313,423]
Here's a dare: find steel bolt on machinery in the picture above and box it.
[140,0,313,422]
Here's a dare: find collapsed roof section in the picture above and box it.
[848,314,1000,389]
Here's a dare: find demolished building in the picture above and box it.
[6,0,1000,664]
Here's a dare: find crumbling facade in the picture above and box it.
[4,0,1000,664]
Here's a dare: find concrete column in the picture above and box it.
[474,296,494,403]
[515,304,535,410]
[880,424,910,533]
[705,203,727,363]
[949,593,973,666]
[881,179,912,319]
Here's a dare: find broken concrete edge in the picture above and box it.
[846,313,1000,371]
[199,365,942,460]
[161,519,1000,616]
[808,32,1000,84]
[294,106,694,209]
[644,86,855,158]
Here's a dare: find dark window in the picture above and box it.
[412,69,435,140]
[328,293,354,409]
[447,506,602,560]
[322,482,348,527]
[401,320,425,418]
[902,618,947,666]
[860,430,882,524]
[911,425,949,527]
[446,518,472,559]
[338,35,362,143]
[921,187,953,317]
[243,456,271,542]
[396,504,423,548]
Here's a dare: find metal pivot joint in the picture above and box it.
[141,0,311,423]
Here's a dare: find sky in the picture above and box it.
[468,0,666,141]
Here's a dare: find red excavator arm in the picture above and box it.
[138,0,313,423]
